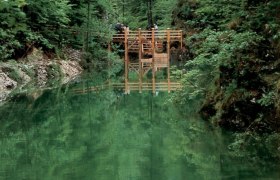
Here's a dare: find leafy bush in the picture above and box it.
[0,0,27,60]
[173,0,280,135]
[257,91,276,107]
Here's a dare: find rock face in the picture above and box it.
[0,48,83,103]
[0,72,17,101]
[59,60,83,83]
[36,63,48,87]
[0,73,17,90]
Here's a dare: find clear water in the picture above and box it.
[0,79,279,179]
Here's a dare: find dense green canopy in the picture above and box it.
[0,0,280,177]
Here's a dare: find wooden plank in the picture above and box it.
[141,58,152,63]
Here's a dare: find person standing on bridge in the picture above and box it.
[114,22,124,34]
[154,24,158,31]
[124,25,129,34]
[154,23,158,37]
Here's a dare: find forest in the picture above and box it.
[0,0,280,179]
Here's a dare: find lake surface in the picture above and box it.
[0,77,279,179]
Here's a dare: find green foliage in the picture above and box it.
[0,0,71,59]
[227,131,280,166]
[1,65,23,83]
[0,0,27,60]
[0,0,117,66]
[172,0,280,170]
[0,0,122,80]
[257,91,276,107]
[24,0,71,48]
[111,0,177,29]
[173,0,280,126]
[176,29,263,105]
[47,63,62,78]
[67,0,119,73]
[153,0,177,28]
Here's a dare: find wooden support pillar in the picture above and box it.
[152,28,156,94]
[124,27,129,94]
[167,28,171,93]
[138,28,142,93]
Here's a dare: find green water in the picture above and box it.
[0,79,279,179]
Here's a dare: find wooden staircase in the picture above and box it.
[128,41,139,52]
[129,63,140,73]
[155,41,163,52]
[154,53,168,68]
[142,41,152,54]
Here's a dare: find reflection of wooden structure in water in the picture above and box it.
[112,28,183,94]
[73,82,183,94]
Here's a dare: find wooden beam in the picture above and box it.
[124,27,129,94]
[152,28,155,94]
[138,28,142,93]
[167,28,171,93]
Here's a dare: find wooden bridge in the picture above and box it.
[111,28,183,94]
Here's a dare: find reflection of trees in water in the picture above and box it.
[0,85,276,179]
[0,87,216,179]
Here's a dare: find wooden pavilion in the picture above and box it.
[112,28,183,94]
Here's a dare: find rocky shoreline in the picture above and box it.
[0,48,83,103]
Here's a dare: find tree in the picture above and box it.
[0,0,28,60]
[23,0,71,50]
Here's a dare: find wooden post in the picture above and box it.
[138,28,142,93]
[124,27,129,94]
[167,28,171,93]
[152,28,156,94]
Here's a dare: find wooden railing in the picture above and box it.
[112,29,183,42]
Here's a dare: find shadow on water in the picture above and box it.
[0,75,279,179]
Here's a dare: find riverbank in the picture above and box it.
[0,48,83,103]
